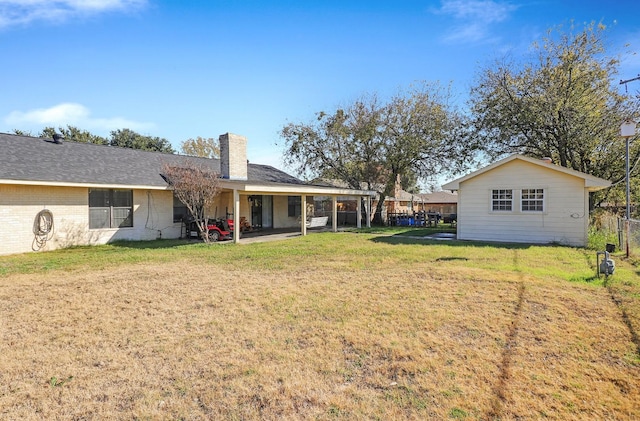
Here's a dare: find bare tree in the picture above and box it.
[161,162,221,242]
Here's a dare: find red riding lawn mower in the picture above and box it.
[187,218,235,242]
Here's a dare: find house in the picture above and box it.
[0,132,375,256]
[313,175,459,226]
[417,191,458,223]
[442,154,611,247]
[384,186,416,214]
[388,190,458,217]
[382,177,458,224]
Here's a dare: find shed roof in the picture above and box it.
[442,154,611,192]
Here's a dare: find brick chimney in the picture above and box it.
[219,133,248,180]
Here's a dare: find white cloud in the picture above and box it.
[439,0,514,22]
[4,102,155,135]
[0,0,146,28]
[434,0,518,44]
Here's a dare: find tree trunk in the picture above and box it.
[372,194,386,225]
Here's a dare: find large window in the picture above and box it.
[89,189,133,229]
[491,189,513,211]
[288,196,301,217]
[521,188,544,212]
[173,194,189,222]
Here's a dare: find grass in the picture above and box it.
[0,230,639,419]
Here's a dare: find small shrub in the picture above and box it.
[588,211,619,251]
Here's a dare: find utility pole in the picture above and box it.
[619,75,639,257]
[620,75,640,92]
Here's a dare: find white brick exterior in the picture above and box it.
[0,184,181,256]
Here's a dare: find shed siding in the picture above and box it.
[0,185,180,256]
[457,160,588,246]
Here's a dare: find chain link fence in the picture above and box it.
[622,218,640,256]
[597,213,640,256]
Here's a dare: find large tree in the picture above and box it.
[19,126,176,153]
[280,83,474,223]
[469,22,639,206]
[109,128,175,153]
[180,136,220,158]
[39,125,107,145]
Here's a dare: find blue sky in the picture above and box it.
[1,0,639,175]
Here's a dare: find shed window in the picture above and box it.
[491,189,513,211]
[521,189,544,212]
[89,189,133,229]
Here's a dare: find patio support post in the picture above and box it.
[366,196,371,228]
[233,189,240,243]
[357,196,362,229]
[332,195,338,232]
[301,194,307,236]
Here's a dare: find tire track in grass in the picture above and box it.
[487,280,526,419]
[605,278,640,357]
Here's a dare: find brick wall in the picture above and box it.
[0,185,181,256]
[219,133,247,180]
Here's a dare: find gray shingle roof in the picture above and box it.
[0,133,304,187]
[417,191,458,204]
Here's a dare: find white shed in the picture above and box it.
[442,154,611,247]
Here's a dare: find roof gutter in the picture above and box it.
[0,179,172,190]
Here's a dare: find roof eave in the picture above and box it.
[442,154,612,191]
[0,179,171,190]
[219,180,376,196]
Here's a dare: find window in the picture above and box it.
[521,189,544,212]
[491,189,513,211]
[288,196,301,217]
[173,194,189,222]
[89,189,133,229]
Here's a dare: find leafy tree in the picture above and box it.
[14,126,176,154]
[280,83,474,223]
[39,125,107,144]
[109,128,175,153]
[161,162,221,243]
[469,21,639,207]
[180,136,220,158]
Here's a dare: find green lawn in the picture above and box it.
[0,230,638,419]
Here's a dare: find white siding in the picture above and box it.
[457,160,589,246]
[0,185,180,256]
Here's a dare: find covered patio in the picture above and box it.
[218,180,375,243]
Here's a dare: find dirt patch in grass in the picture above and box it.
[0,236,639,419]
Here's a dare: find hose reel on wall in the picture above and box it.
[33,209,54,251]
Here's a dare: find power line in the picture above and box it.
[620,74,640,93]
